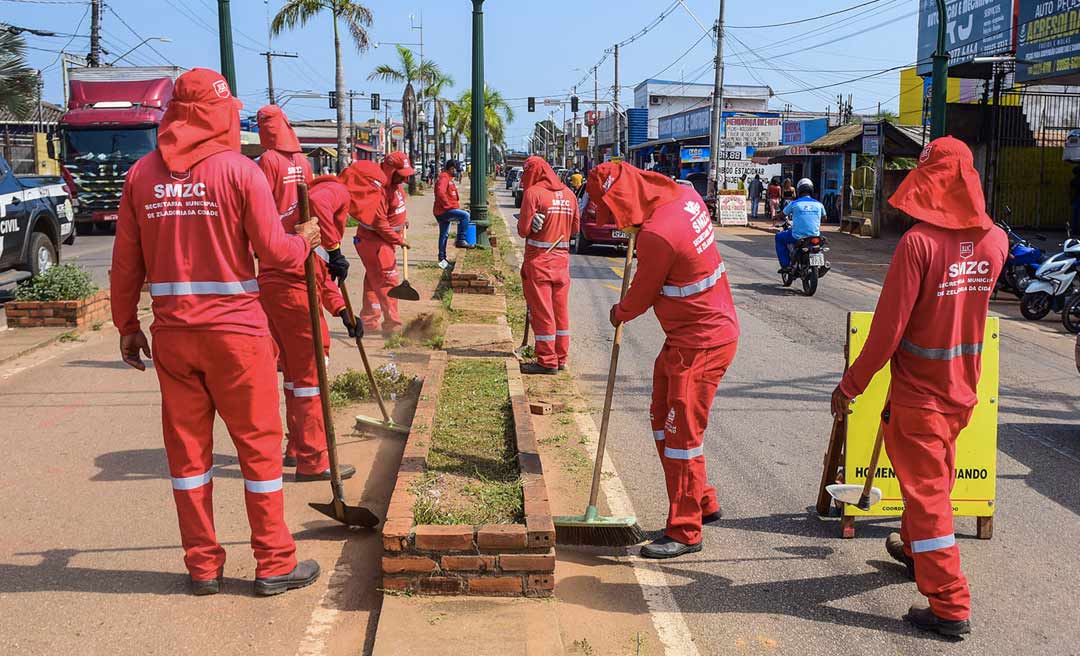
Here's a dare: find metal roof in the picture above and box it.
[0,101,64,125]
[807,121,925,156]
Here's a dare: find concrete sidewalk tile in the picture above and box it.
[0,326,73,365]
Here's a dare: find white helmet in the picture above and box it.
[796,178,814,197]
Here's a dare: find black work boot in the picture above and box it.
[904,606,971,637]
[886,532,916,580]
[294,464,356,483]
[282,455,297,468]
[640,536,702,560]
[254,559,321,597]
[702,506,723,525]
[190,570,223,596]
[520,362,558,375]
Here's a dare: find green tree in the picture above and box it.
[272,1,374,172]
[368,46,441,184]
[425,71,454,167]
[0,26,38,120]
[447,86,514,155]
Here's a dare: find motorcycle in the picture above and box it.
[779,220,831,296]
[995,209,1047,299]
[1019,238,1080,321]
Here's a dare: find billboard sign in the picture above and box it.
[915,0,1013,76]
[1016,1,1080,83]
[723,116,782,147]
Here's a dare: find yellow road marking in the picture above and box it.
[603,284,622,291]
[609,266,624,278]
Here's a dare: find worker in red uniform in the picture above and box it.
[832,137,1006,637]
[352,152,412,334]
[110,69,322,597]
[433,159,472,268]
[255,105,355,482]
[587,161,740,560]
[518,156,579,374]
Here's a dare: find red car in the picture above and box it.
[573,189,631,254]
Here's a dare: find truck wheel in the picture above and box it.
[26,232,57,277]
[76,222,94,236]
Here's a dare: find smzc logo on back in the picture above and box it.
[948,261,991,278]
[153,182,208,199]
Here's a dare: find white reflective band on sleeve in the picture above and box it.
[556,330,571,336]
[901,339,983,361]
[291,386,320,398]
[356,223,404,232]
[653,430,666,441]
[911,534,956,553]
[244,477,283,493]
[171,470,213,491]
[150,279,260,297]
[535,334,556,342]
[525,239,570,249]
[371,304,382,310]
[660,263,726,298]
[663,445,704,460]
[315,246,330,262]
[283,382,294,391]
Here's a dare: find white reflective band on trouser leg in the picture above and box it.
[315,246,330,262]
[149,279,260,297]
[172,470,213,491]
[556,330,571,336]
[653,430,666,441]
[291,386,320,398]
[244,477,283,493]
[660,263,726,298]
[283,382,294,392]
[535,334,556,342]
[911,534,956,553]
[372,304,381,310]
[663,446,704,459]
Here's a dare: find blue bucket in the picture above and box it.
[463,222,477,246]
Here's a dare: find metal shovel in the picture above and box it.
[826,416,886,511]
[387,227,420,301]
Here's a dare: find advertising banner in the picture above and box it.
[716,190,748,226]
[915,0,1013,76]
[1016,1,1080,83]
[723,117,782,147]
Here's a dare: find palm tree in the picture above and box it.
[272,1,373,172]
[368,45,441,189]
[425,71,454,167]
[448,86,514,155]
[0,26,38,120]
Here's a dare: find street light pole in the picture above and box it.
[217,0,238,94]
[469,0,489,248]
[930,0,949,139]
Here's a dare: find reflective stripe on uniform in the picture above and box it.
[283,382,294,391]
[556,329,571,336]
[525,239,570,249]
[244,477,283,494]
[315,246,330,262]
[356,223,405,232]
[900,339,983,361]
[149,279,259,297]
[172,470,212,491]
[660,263,726,298]
[911,533,956,553]
[291,386,320,398]
[535,334,555,342]
[663,445,704,460]
[372,304,382,310]
[653,430,666,441]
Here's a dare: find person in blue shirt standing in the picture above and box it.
[776,178,826,273]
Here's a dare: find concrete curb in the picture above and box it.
[0,329,68,366]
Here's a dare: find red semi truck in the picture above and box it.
[57,66,183,235]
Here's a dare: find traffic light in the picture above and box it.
[328,91,337,109]
[571,96,579,113]
[528,97,535,112]
[371,93,380,111]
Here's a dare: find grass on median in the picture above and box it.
[412,357,523,525]
[329,363,416,408]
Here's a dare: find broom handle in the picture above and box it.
[587,233,636,508]
[337,278,393,424]
[859,419,887,505]
[298,184,345,511]
[401,226,409,280]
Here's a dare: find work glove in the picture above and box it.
[339,311,361,339]
[327,248,349,283]
[531,213,545,233]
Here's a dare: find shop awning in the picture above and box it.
[356,144,377,153]
[752,144,812,159]
[629,137,677,151]
[807,122,924,156]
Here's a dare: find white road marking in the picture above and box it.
[295,558,353,656]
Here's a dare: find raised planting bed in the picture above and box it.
[449,245,498,295]
[6,289,109,329]
[382,356,555,597]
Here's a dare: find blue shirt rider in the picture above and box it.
[776,178,826,272]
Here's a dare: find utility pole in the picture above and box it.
[469,0,489,247]
[572,85,578,169]
[930,0,949,139]
[593,66,599,169]
[218,0,238,94]
[88,0,102,67]
[707,1,726,197]
[613,44,620,159]
[412,12,427,179]
[261,51,297,105]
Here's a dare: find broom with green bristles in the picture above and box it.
[554,233,644,547]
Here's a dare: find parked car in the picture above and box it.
[513,171,525,208]
[572,188,631,254]
[0,154,74,281]
[505,166,523,190]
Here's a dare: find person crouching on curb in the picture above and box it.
[518,156,579,375]
[831,136,1006,637]
[110,69,323,597]
[587,161,739,560]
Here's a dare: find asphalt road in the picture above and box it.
[494,188,1080,654]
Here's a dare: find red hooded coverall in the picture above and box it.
[588,162,740,546]
[255,106,344,476]
[110,69,309,580]
[839,137,1007,621]
[353,152,412,331]
[518,157,580,369]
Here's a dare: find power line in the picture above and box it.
[108,7,175,66]
[727,0,887,29]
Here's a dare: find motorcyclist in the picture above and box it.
[775,178,826,274]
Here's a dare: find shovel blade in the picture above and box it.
[826,484,883,509]
[387,282,420,301]
[308,501,381,528]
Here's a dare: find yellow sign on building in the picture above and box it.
[843,311,999,519]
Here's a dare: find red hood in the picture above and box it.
[310,174,340,190]
[257,104,301,153]
[338,160,387,223]
[586,161,683,229]
[522,156,562,192]
[156,68,242,173]
[889,136,992,231]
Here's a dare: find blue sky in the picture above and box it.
[7,0,918,148]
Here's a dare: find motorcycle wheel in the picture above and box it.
[802,267,819,296]
[781,269,794,287]
[1063,295,1080,334]
[1020,291,1053,321]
